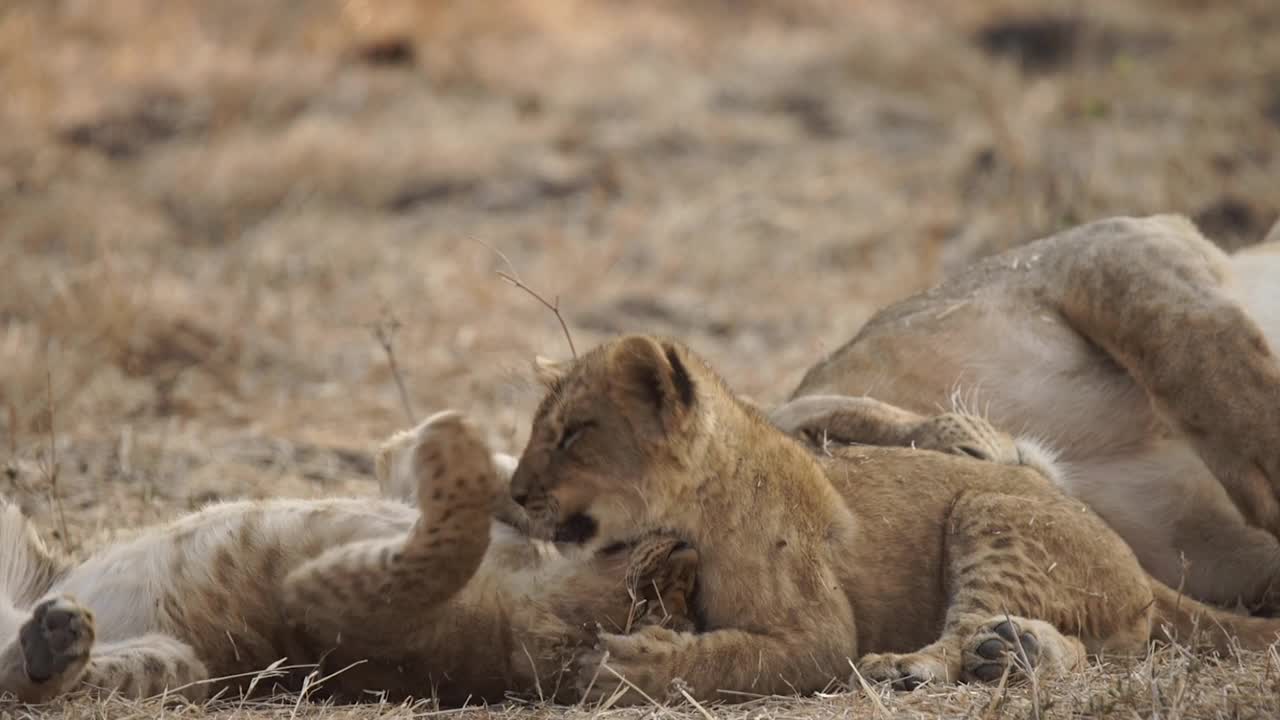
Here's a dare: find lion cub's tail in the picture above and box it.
[1150,579,1280,654]
[0,499,66,608]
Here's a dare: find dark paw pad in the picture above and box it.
[20,597,93,683]
[967,621,1040,683]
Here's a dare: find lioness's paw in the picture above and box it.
[20,595,95,684]
[908,412,1019,466]
[856,650,950,691]
[575,626,686,706]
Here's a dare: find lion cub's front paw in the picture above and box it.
[576,626,686,706]
[856,650,952,691]
[20,595,95,685]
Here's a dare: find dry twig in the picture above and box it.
[371,309,416,425]
[39,369,71,550]
[473,239,577,359]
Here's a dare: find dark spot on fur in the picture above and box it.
[776,540,788,549]
[990,537,1014,550]
[438,509,453,523]
[431,489,443,502]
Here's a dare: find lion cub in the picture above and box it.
[0,412,698,705]
[511,335,1280,704]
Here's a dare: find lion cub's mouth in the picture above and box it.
[553,512,598,545]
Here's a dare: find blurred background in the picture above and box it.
[2,0,1278,549]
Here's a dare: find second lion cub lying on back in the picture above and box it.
[0,412,698,705]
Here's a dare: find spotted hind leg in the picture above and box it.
[857,491,1152,691]
[285,410,502,650]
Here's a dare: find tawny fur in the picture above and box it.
[510,333,1280,704]
[0,412,698,706]
[783,214,1280,613]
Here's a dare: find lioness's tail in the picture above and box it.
[0,499,65,608]
[1150,579,1280,654]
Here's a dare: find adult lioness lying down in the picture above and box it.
[509,333,1280,703]
[776,215,1280,614]
[0,412,697,705]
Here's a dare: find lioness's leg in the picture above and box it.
[857,491,1151,689]
[285,411,500,650]
[0,595,207,703]
[1043,216,1280,535]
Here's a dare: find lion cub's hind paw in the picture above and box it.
[20,595,95,684]
[961,617,1083,685]
[410,410,505,517]
[962,619,1040,683]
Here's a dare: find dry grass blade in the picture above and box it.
[846,659,890,719]
[676,684,716,720]
[595,662,673,717]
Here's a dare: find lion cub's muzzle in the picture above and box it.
[510,471,599,545]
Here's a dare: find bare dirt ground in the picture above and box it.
[2,0,1279,717]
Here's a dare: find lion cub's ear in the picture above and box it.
[531,355,570,389]
[607,336,696,429]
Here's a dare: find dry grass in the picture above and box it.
[2,0,1279,716]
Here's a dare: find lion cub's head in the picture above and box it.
[509,335,715,546]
